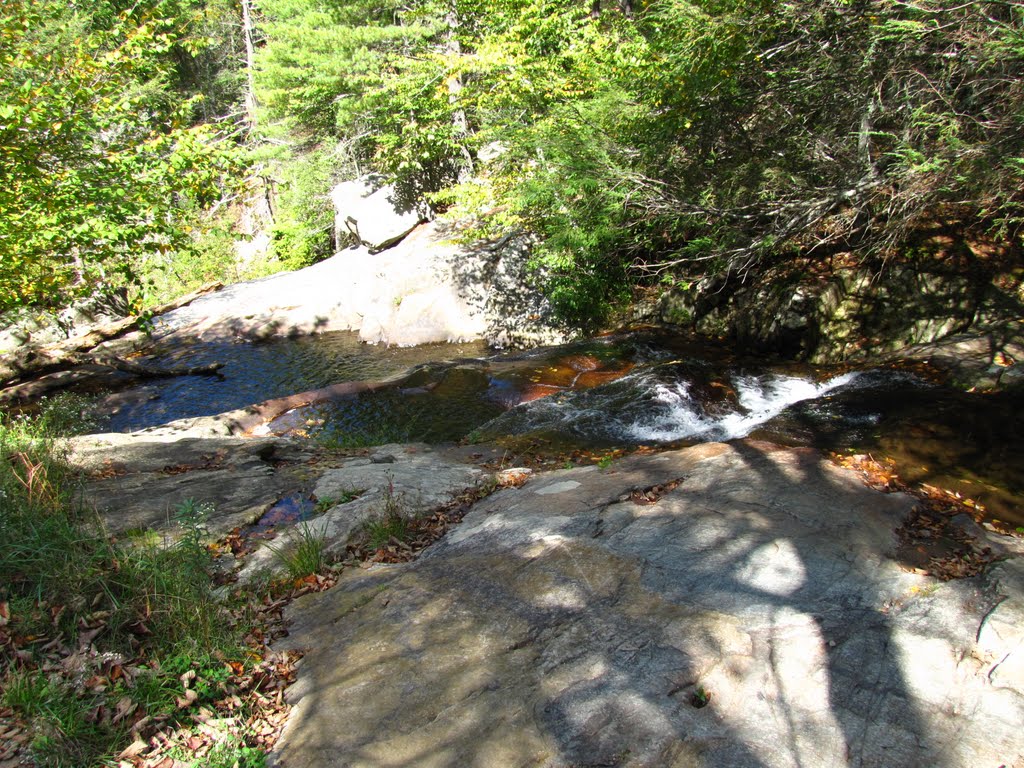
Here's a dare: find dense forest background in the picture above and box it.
[3,0,1022,330]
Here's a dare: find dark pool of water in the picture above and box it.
[762,384,1024,527]
[100,332,491,432]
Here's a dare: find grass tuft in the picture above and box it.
[264,522,328,580]
[313,487,365,514]
[364,514,410,550]
[362,473,412,550]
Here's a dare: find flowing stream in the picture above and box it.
[99,330,1024,528]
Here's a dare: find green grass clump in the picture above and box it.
[0,396,253,767]
[314,487,365,513]
[364,513,410,550]
[363,474,411,550]
[264,522,328,580]
[166,728,266,768]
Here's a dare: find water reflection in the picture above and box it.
[102,332,491,432]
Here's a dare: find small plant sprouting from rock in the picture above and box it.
[382,473,403,517]
[363,473,410,551]
[265,523,328,580]
[597,454,614,470]
[314,487,365,514]
[691,685,712,709]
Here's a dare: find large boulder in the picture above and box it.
[331,177,422,252]
[152,221,564,348]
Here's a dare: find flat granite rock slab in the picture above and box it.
[271,442,1024,768]
[68,430,323,537]
[238,444,487,581]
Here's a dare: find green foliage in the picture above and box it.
[614,0,1024,263]
[267,145,338,269]
[364,513,409,550]
[29,393,99,438]
[142,212,241,304]
[0,0,245,314]
[9,0,1016,327]
[174,497,214,565]
[254,0,457,207]
[1,669,121,767]
[171,0,248,122]
[224,0,1024,330]
[256,0,433,134]
[167,730,267,768]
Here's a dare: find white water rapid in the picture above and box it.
[625,371,862,443]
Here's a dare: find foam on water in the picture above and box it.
[626,371,862,443]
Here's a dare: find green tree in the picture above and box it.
[250,0,1024,329]
[0,0,243,313]
[606,0,1024,277]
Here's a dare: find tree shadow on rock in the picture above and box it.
[270,441,1016,767]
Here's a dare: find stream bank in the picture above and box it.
[64,423,1024,768]
[73,327,1024,531]
[657,234,1024,374]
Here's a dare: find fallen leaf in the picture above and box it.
[113,697,138,724]
[117,739,148,759]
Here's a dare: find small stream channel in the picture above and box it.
[98,330,1024,528]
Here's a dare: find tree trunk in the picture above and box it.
[241,0,259,133]
[446,3,474,179]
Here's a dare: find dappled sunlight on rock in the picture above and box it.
[271,442,1024,767]
[735,539,807,597]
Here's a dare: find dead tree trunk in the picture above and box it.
[241,0,260,134]
[0,282,224,387]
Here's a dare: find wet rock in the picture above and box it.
[890,332,1024,391]
[271,442,1023,768]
